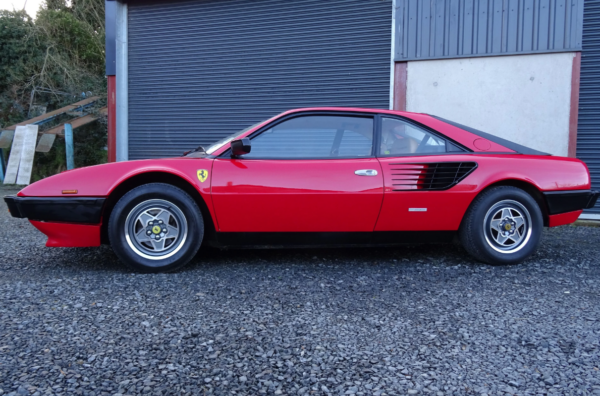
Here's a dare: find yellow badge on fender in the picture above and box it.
[197,169,209,183]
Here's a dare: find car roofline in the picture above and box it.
[279,107,423,118]
[211,107,549,157]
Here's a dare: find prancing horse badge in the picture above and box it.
[197,169,208,183]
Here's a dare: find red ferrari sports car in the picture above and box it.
[4,108,598,272]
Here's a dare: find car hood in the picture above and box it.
[17,157,214,197]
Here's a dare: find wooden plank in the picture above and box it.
[0,130,14,148]
[65,124,74,170]
[3,97,99,131]
[16,125,38,185]
[43,107,107,136]
[3,126,26,184]
[35,133,56,153]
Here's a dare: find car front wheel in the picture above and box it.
[459,186,543,265]
[108,183,204,272]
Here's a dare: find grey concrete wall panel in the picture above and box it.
[577,0,600,214]
[395,0,584,61]
[127,0,392,159]
[105,0,116,76]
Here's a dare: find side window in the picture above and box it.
[380,117,447,156]
[242,115,373,159]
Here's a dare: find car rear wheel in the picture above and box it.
[108,183,203,272]
[459,186,543,265]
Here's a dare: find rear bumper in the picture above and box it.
[543,190,599,215]
[548,210,583,228]
[4,196,105,223]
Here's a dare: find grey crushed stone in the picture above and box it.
[0,186,599,395]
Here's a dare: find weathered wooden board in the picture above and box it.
[0,130,14,148]
[16,125,39,185]
[3,96,99,131]
[3,126,26,184]
[35,133,56,153]
[44,107,107,136]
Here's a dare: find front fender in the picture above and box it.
[17,158,214,198]
[17,158,217,229]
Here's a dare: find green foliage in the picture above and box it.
[34,0,105,96]
[0,11,38,89]
[0,10,44,125]
[0,0,107,180]
[38,10,103,70]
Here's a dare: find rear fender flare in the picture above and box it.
[466,177,549,227]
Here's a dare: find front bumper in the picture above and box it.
[4,196,105,224]
[543,190,599,215]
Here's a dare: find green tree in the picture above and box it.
[33,0,105,99]
[0,10,44,125]
[0,0,107,181]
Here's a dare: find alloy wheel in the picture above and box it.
[483,199,532,254]
[124,199,188,260]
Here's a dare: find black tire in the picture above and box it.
[108,183,204,272]
[459,186,543,265]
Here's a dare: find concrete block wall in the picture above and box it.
[395,52,579,157]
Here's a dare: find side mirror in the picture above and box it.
[231,138,251,157]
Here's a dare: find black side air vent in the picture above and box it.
[389,162,478,191]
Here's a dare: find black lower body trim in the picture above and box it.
[211,231,455,248]
[543,190,599,215]
[3,196,105,224]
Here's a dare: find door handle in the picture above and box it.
[355,169,378,176]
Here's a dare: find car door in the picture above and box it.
[374,116,478,231]
[211,113,384,232]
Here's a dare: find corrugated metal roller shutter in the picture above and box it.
[578,0,600,214]
[128,0,392,159]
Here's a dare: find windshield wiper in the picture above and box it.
[183,146,206,156]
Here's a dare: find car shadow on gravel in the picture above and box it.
[40,237,560,274]
[183,242,478,272]
[39,242,472,274]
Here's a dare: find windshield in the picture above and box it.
[205,120,266,154]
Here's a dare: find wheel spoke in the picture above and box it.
[507,233,521,244]
[495,233,510,246]
[513,216,525,229]
[150,238,166,251]
[490,218,502,230]
[501,208,512,220]
[135,228,151,243]
[511,225,524,243]
[138,212,154,226]
[155,209,171,225]
[166,225,179,239]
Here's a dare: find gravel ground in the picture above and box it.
[1,186,599,396]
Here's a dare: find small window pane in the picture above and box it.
[243,115,373,159]
[337,130,373,157]
[380,118,446,155]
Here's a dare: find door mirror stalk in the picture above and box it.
[231,138,251,157]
